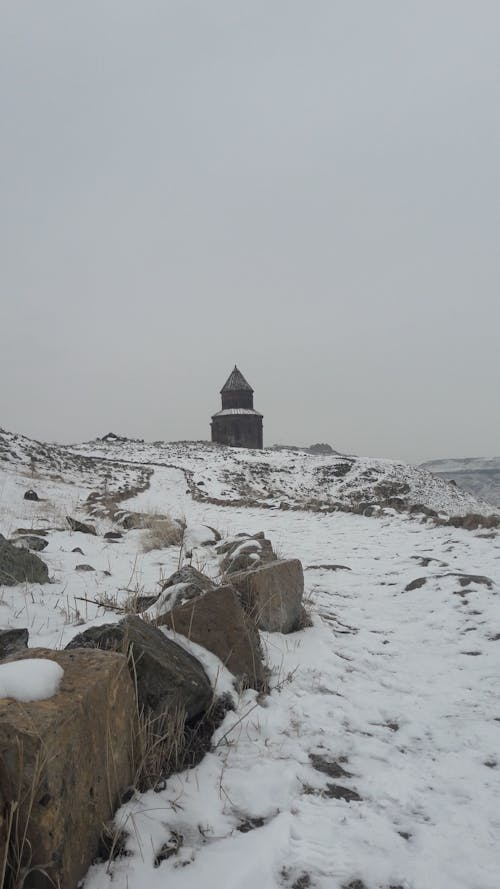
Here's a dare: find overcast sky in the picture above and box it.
[1,1,499,462]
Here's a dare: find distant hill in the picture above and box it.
[421,457,500,508]
[1,426,497,519]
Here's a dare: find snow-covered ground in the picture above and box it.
[70,436,498,517]
[1,430,500,889]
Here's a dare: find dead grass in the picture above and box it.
[1,739,58,889]
[131,704,187,792]
[141,516,183,553]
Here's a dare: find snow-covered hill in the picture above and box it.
[68,436,498,519]
[421,457,500,509]
[1,428,500,889]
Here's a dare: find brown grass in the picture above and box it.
[141,516,183,553]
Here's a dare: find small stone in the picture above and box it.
[0,627,29,660]
[66,516,97,535]
[11,535,49,552]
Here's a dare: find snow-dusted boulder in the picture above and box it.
[0,534,49,585]
[66,615,212,721]
[156,585,267,691]
[230,559,305,633]
[217,533,276,575]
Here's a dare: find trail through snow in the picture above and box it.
[1,447,499,889]
[82,466,500,889]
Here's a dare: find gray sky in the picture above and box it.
[1,1,499,462]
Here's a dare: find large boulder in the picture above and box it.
[230,559,305,633]
[0,534,49,586]
[156,585,266,690]
[66,615,212,720]
[0,627,29,660]
[0,647,136,889]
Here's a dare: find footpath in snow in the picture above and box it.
[79,466,500,889]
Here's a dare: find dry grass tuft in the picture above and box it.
[141,516,183,553]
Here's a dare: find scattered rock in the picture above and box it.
[104,531,123,540]
[219,534,276,575]
[66,516,97,535]
[405,577,427,592]
[409,504,438,519]
[451,573,493,588]
[0,627,29,660]
[72,547,85,555]
[160,565,215,597]
[303,782,361,802]
[118,512,152,530]
[10,535,49,552]
[230,559,305,633]
[306,564,351,571]
[156,585,266,690]
[446,513,500,531]
[15,528,48,537]
[0,647,136,889]
[309,753,352,779]
[405,572,493,593]
[0,533,49,585]
[66,615,212,720]
[237,815,266,833]
[75,564,95,572]
[23,489,39,501]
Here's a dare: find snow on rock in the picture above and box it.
[0,658,64,702]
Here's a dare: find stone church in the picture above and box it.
[211,366,263,449]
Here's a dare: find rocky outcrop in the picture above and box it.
[0,647,136,889]
[66,615,212,720]
[230,559,305,633]
[66,516,97,535]
[0,534,49,585]
[156,585,266,690]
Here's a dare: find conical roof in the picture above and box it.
[220,365,253,393]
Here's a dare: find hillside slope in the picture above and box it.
[421,457,500,509]
[69,437,498,518]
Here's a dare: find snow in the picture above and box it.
[0,428,499,888]
[0,658,64,702]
